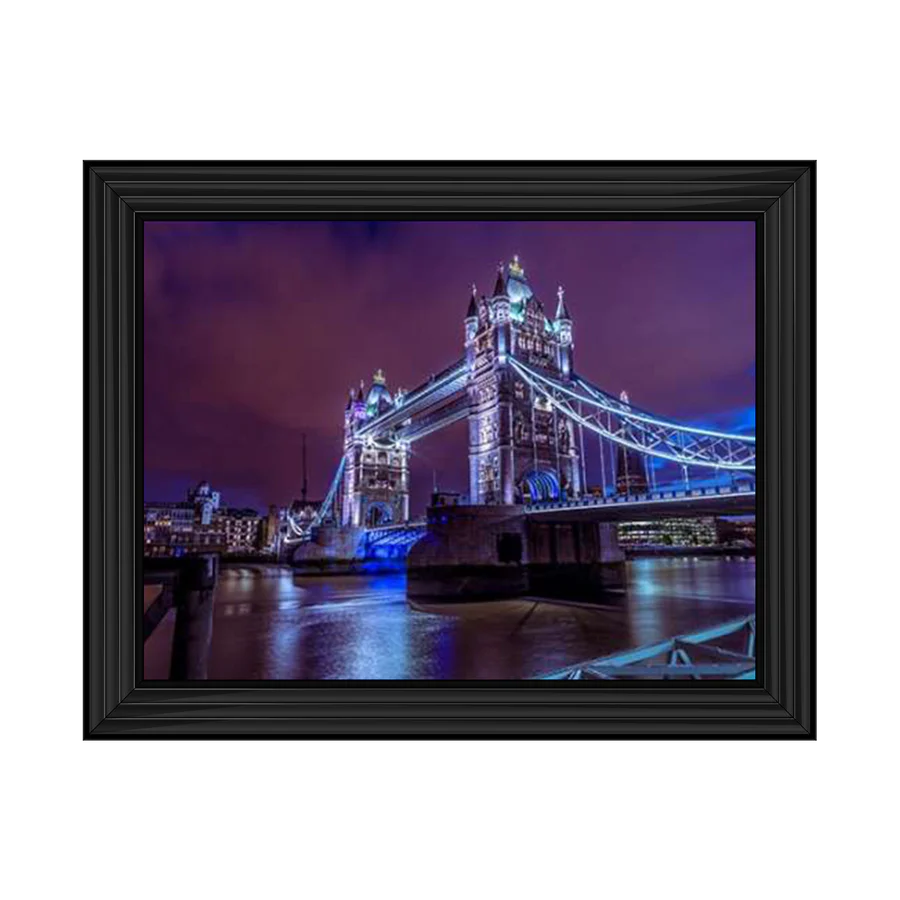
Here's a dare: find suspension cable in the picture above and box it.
[509,359,755,471]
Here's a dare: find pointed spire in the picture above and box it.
[466,283,478,319]
[357,380,365,402]
[555,285,571,320]
[493,261,506,297]
[346,388,354,410]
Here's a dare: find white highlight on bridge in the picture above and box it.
[523,482,755,515]
[287,349,755,543]
[515,359,754,442]
[509,358,755,471]
[285,456,347,543]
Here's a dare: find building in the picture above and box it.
[218,508,262,554]
[716,516,756,546]
[618,517,718,547]
[187,480,221,524]
[143,482,265,556]
[260,505,287,554]
[144,500,195,533]
[143,501,196,556]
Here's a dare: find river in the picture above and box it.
[144,557,755,680]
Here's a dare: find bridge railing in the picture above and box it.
[537,615,756,680]
[523,481,755,513]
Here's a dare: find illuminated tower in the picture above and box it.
[340,370,410,527]
[467,256,581,506]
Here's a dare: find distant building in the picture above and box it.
[716,516,756,546]
[188,480,221,525]
[618,517,718,547]
[144,483,264,556]
[143,501,195,555]
[144,501,195,532]
[219,508,263,554]
[260,505,286,554]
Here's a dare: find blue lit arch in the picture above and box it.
[520,470,561,503]
[364,502,393,528]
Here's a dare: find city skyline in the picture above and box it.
[144,220,755,513]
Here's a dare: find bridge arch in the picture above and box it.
[519,470,561,504]
[364,501,393,528]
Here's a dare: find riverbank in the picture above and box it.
[625,544,755,559]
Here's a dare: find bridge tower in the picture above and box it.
[466,257,582,506]
[340,370,410,528]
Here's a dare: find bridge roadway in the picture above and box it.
[362,483,755,544]
[355,358,468,443]
[523,483,755,522]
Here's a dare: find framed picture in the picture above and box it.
[85,161,814,738]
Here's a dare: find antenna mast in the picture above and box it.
[302,433,308,503]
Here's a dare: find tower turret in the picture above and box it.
[465,284,479,372]
[466,283,478,322]
[492,261,507,298]
[352,380,367,425]
[555,285,574,377]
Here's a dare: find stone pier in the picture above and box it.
[406,504,625,602]
[288,525,368,573]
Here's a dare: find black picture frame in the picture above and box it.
[85,161,814,739]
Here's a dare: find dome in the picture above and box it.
[365,370,394,417]
[506,272,533,305]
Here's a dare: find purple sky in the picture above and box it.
[144,220,755,513]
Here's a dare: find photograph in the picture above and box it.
[143,219,757,681]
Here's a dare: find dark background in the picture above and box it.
[144,220,755,513]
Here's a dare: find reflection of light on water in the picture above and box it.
[626,560,665,647]
[208,561,755,679]
[625,557,756,648]
[220,602,253,616]
[321,574,410,679]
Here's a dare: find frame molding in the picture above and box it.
[85,161,814,738]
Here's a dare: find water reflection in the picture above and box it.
[144,559,755,680]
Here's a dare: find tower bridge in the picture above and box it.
[286,257,755,599]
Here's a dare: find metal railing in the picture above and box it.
[538,615,756,680]
[524,481,756,514]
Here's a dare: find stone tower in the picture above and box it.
[466,257,582,506]
[340,370,410,528]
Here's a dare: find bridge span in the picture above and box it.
[286,256,755,600]
[523,483,756,523]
